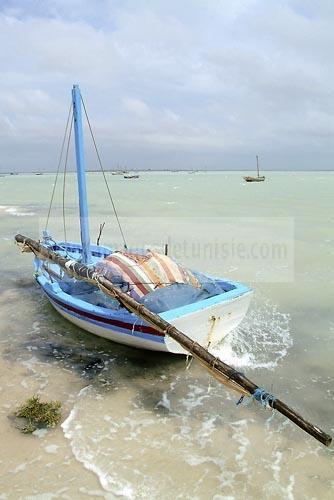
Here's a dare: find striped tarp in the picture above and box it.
[96,251,200,301]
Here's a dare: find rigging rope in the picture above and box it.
[45,104,72,231]
[80,96,128,249]
[62,113,73,244]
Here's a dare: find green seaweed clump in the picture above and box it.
[15,395,62,434]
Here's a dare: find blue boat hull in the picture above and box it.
[34,241,253,354]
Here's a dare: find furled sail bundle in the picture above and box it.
[95,250,200,300]
[95,250,232,313]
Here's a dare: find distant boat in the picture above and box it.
[124,174,139,179]
[243,156,265,182]
[112,166,127,175]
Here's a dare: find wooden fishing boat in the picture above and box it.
[124,174,139,179]
[243,155,265,182]
[18,85,252,354]
[14,86,332,447]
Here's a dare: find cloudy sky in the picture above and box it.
[0,0,333,171]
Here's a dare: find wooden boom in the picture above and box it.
[15,233,332,447]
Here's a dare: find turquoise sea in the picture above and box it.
[0,171,333,498]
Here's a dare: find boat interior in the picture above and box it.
[36,240,241,314]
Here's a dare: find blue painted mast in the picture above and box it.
[72,84,92,264]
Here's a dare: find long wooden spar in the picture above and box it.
[15,234,332,447]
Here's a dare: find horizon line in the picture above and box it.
[1,168,333,174]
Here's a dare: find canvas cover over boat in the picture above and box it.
[95,250,231,313]
[95,250,200,300]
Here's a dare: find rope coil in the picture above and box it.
[252,387,276,409]
[237,387,276,408]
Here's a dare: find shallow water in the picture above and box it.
[0,171,333,499]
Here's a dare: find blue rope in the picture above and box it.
[252,388,276,408]
[236,388,276,408]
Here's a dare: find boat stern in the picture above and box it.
[160,283,253,354]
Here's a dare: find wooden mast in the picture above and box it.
[256,155,260,177]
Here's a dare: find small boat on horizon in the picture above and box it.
[124,174,140,179]
[243,155,265,182]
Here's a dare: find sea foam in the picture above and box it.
[0,205,36,216]
[62,297,292,498]
[211,295,292,371]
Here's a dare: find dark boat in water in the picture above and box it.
[243,155,265,182]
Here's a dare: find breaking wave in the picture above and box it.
[211,294,292,370]
[0,205,36,217]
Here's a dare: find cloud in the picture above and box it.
[0,0,333,171]
[122,98,150,116]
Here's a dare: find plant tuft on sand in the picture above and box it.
[15,395,62,434]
